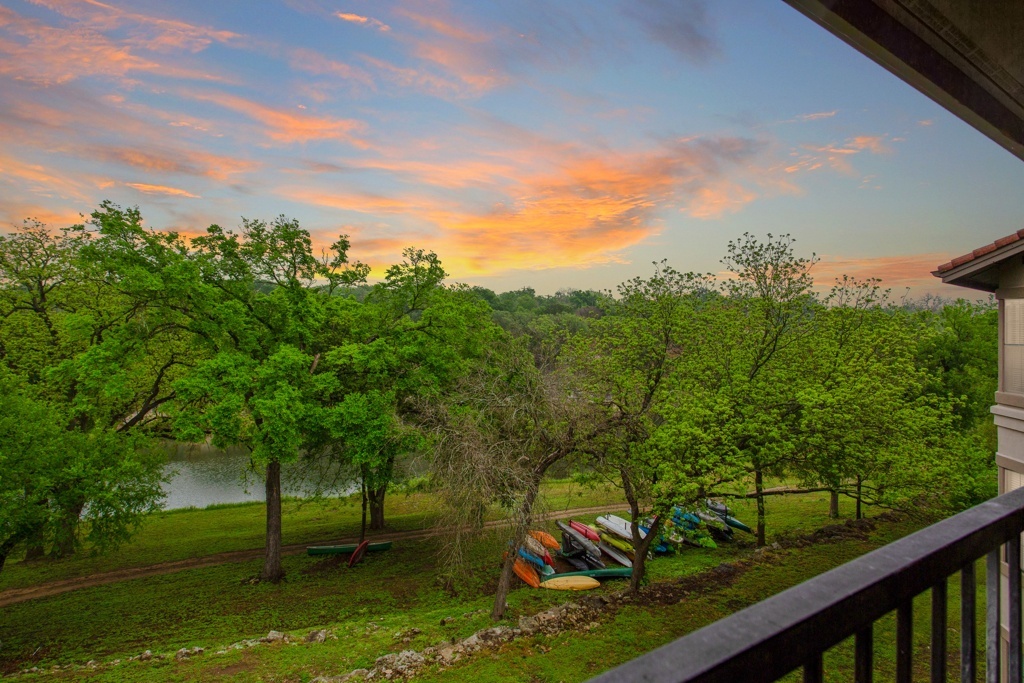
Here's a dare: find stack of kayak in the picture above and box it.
[511,525,633,591]
[509,501,751,591]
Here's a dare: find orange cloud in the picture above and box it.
[336,12,390,31]
[787,134,893,176]
[281,136,770,276]
[288,47,375,88]
[0,152,96,202]
[90,146,258,181]
[388,7,507,94]
[682,181,757,219]
[814,253,952,288]
[0,5,228,86]
[187,91,369,146]
[125,182,199,198]
[359,54,464,97]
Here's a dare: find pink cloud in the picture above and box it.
[336,12,390,31]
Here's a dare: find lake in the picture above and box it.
[160,442,355,510]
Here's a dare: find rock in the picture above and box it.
[460,634,481,651]
[374,650,426,678]
[139,650,152,661]
[262,630,288,643]
[175,648,190,661]
[440,616,455,626]
[306,629,328,644]
[435,645,458,664]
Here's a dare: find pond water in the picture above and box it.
[160,442,354,510]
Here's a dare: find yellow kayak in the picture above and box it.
[540,575,601,591]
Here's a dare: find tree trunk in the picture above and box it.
[856,476,863,520]
[620,466,657,594]
[360,475,368,543]
[368,484,386,530]
[829,489,840,519]
[261,460,284,583]
[23,522,46,561]
[754,469,766,547]
[0,537,17,574]
[51,498,85,558]
[492,469,544,621]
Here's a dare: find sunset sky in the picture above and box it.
[2,0,1023,297]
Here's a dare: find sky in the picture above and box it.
[2,0,1023,297]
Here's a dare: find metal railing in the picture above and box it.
[588,486,1024,683]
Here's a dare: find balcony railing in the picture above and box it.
[588,486,1024,683]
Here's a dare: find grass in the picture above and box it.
[0,477,618,592]
[0,489,944,682]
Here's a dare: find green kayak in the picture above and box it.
[552,567,632,580]
[307,541,393,556]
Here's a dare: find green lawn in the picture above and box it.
[0,478,619,592]
[1,489,953,682]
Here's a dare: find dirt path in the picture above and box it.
[0,503,628,608]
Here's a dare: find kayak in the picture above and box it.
[518,547,555,576]
[348,540,369,567]
[540,576,600,591]
[600,532,634,554]
[514,557,541,588]
[557,521,601,558]
[524,536,554,565]
[529,530,560,550]
[569,520,601,543]
[307,541,393,556]
[599,541,633,568]
[559,531,605,569]
[596,514,642,542]
[554,567,632,579]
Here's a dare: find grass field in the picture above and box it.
[0,486,978,682]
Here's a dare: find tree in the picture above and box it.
[168,216,367,582]
[567,264,730,592]
[425,331,601,619]
[0,211,176,559]
[319,249,495,532]
[705,234,818,545]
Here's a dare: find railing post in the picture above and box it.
[962,561,977,683]
[1010,535,1022,683]
[934,576,948,683]
[804,653,823,683]
[988,548,1002,683]
[898,600,913,683]
[856,624,874,683]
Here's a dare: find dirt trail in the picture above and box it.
[0,503,627,608]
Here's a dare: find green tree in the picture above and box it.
[707,234,818,545]
[567,264,730,592]
[0,212,176,558]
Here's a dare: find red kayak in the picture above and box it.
[569,520,600,543]
[348,540,370,568]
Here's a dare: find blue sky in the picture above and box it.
[1,0,1022,296]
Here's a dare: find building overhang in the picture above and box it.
[783,0,1024,163]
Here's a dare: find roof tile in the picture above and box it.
[934,229,1024,275]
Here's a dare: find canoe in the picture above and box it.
[554,567,633,580]
[556,521,601,558]
[600,532,634,554]
[307,541,393,556]
[514,557,541,588]
[569,520,601,543]
[595,515,640,542]
[560,553,590,572]
[518,547,554,576]
[524,536,553,565]
[598,541,633,568]
[529,530,560,550]
[540,576,600,591]
[347,540,369,567]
